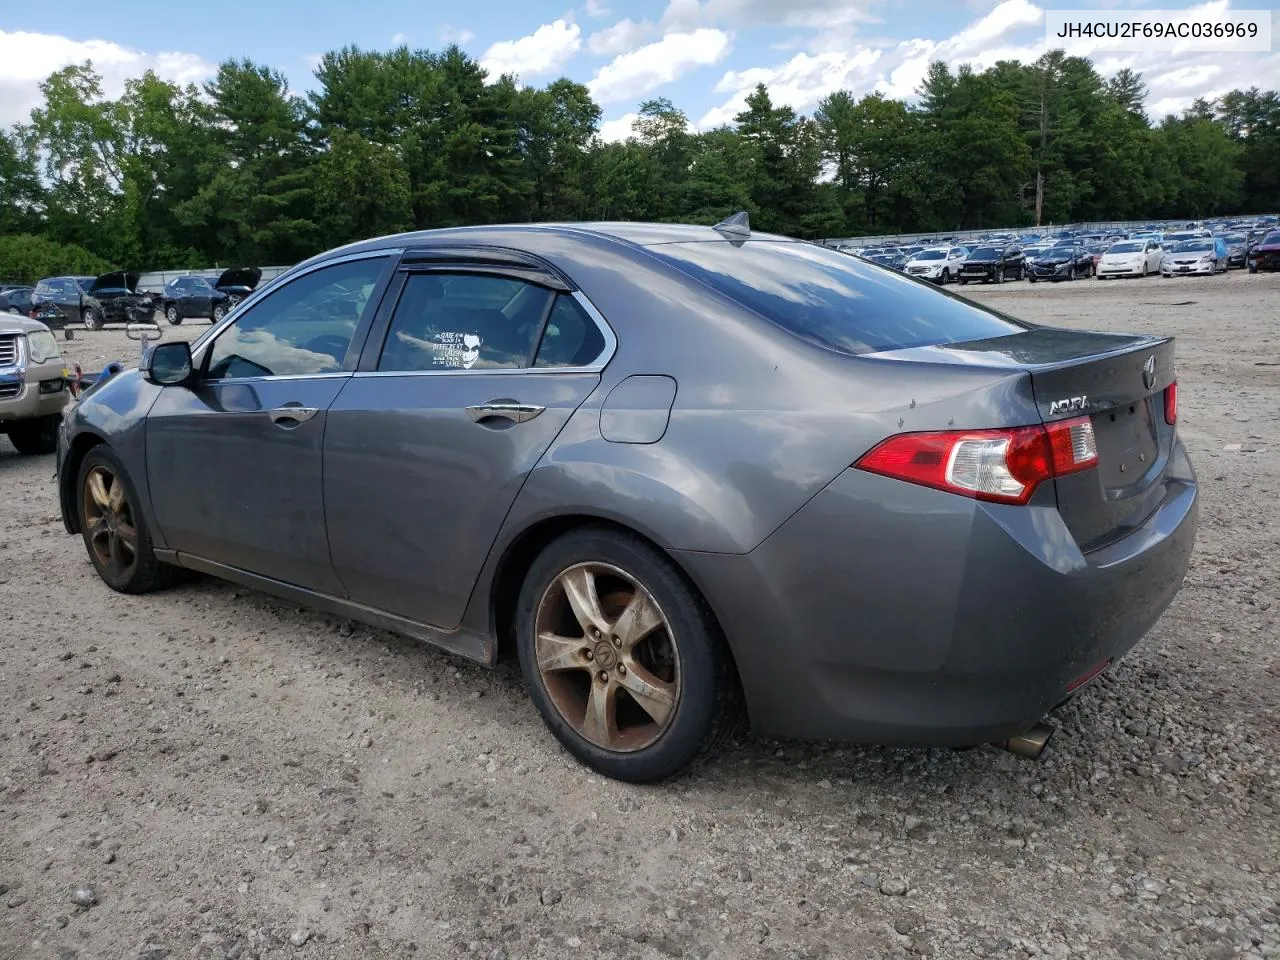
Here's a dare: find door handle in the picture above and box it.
[268,404,320,426]
[465,401,546,424]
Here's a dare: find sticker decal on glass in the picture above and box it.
[430,332,483,369]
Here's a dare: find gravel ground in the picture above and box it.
[2,274,1278,960]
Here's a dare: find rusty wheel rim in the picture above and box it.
[535,562,680,753]
[81,465,138,580]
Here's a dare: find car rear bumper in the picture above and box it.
[676,442,1198,746]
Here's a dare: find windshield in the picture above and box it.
[1042,248,1074,259]
[1225,234,1245,243]
[968,247,1000,261]
[1173,240,1213,253]
[914,250,946,261]
[650,240,1027,356]
[1263,232,1280,245]
[1108,242,1143,253]
[1166,232,1197,242]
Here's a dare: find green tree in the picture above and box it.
[313,130,413,247]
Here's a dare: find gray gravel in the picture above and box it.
[2,274,1278,959]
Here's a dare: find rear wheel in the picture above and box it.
[517,527,741,782]
[77,447,183,594]
[82,306,102,331]
[6,415,59,455]
[165,304,182,325]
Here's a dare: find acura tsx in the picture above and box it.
[56,217,1199,782]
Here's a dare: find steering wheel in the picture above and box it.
[301,335,351,363]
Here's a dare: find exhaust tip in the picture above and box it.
[994,721,1055,760]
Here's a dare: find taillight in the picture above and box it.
[855,416,1097,505]
[1164,381,1177,425]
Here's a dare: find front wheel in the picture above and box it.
[1249,263,1258,274]
[958,278,968,285]
[82,306,102,331]
[212,302,228,322]
[6,415,59,455]
[941,269,950,284]
[517,527,741,783]
[1028,275,1038,283]
[77,446,184,594]
[165,304,182,325]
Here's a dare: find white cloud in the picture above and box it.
[588,28,732,104]
[480,19,582,81]
[583,0,610,17]
[659,0,877,30]
[390,32,407,46]
[588,18,656,56]
[440,26,477,47]
[698,0,1278,127]
[701,48,881,127]
[0,30,216,126]
[304,52,324,72]
[598,112,639,141]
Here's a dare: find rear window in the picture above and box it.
[649,240,1026,356]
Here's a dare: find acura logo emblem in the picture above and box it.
[1142,355,1156,390]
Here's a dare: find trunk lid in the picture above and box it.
[874,327,1178,552]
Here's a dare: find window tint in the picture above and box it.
[378,273,551,372]
[535,296,606,368]
[206,257,386,380]
[650,241,1026,356]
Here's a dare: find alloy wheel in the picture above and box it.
[534,562,681,753]
[81,465,138,581]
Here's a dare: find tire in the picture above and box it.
[1249,263,1258,274]
[958,278,968,286]
[76,446,184,594]
[6,306,18,315]
[1029,275,1037,283]
[994,268,1004,284]
[941,269,950,284]
[516,526,742,783]
[6,414,59,455]
[212,302,227,322]
[165,304,182,325]
[82,306,102,331]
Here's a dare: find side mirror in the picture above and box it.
[141,341,194,386]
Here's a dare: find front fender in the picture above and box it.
[58,368,165,542]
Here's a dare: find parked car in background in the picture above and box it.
[866,251,908,271]
[1084,243,1108,274]
[211,267,262,305]
[1027,245,1093,282]
[31,276,99,329]
[0,314,68,454]
[1097,239,1163,278]
[904,246,968,283]
[159,276,233,325]
[32,272,156,330]
[1163,230,1211,247]
[0,285,34,315]
[1247,231,1280,272]
[958,244,1024,283]
[54,217,1198,782]
[1222,234,1248,269]
[1161,238,1229,277]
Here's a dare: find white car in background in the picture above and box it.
[903,246,969,284]
[1097,239,1163,278]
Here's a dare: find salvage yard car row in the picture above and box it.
[14,268,263,329]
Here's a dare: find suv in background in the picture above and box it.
[32,272,157,330]
[958,244,1024,284]
[0,315,68,454]
[31,276,98,328]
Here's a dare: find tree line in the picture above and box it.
[0,45,1277,282]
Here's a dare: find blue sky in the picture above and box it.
[2,1,1276,134]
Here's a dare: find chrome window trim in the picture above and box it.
[190,248,403,363]
[192,372,354,386]
[354,288,617,379]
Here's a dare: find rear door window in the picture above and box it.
[649,240,1027,356]
[378,273,552,372]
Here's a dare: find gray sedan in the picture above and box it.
[56,218,1199,782]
